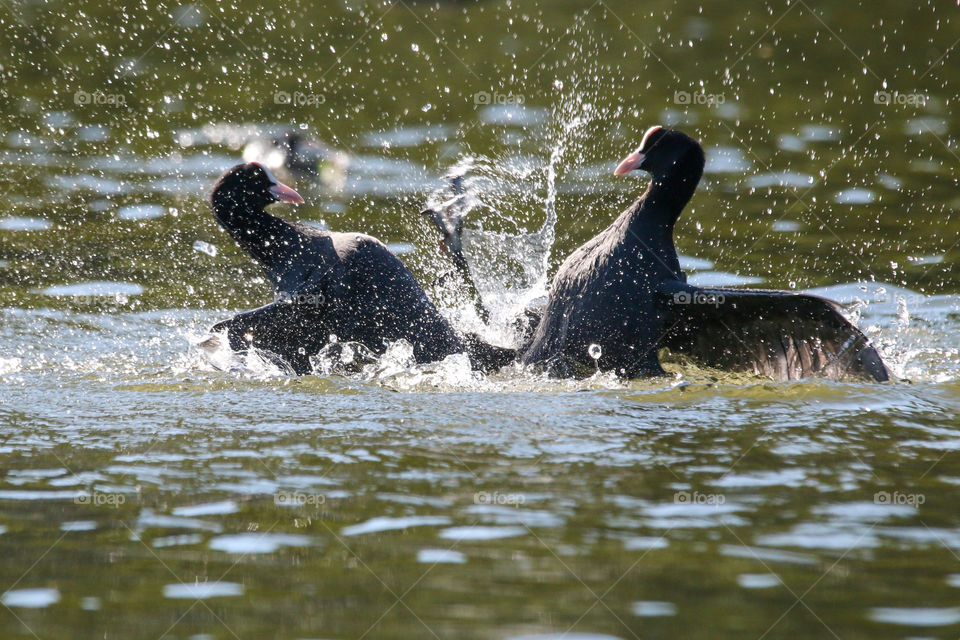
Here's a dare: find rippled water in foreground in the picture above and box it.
[3,0,960,638]
[2,300,960,639]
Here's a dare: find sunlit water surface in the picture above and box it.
[2,0,960,638]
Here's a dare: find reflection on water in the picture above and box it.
[0,294,958,638]
[1,0,960,637]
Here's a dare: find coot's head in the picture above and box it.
[211,162,305,209]
[277,131,303,156]
[613,126,704,178]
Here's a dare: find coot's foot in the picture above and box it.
[421,171,489,323]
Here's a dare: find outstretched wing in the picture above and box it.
[657,281,889,382]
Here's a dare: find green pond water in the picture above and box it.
[2,0,960,638]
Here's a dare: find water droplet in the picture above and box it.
[192,240,218,257]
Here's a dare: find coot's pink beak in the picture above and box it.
[613,149,645,176]
[269,181,305,204]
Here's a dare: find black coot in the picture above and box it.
[206,162,512,374]
[520,126,889,382]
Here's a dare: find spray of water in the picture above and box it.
[422,94,607,349]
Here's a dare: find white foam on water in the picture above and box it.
[746,171,814,189]
[341,515,451,536]
[623,537,669,551]
[1,588,61,608]
[362,124,453,148]
[835,187,876,204]
[0,357,21,375]
[479,104,549,126]
[705,146,751,173]
[417,549,467,564]
[631,601,677,617]
[438,525,526,541]
[677,254,714,271]
[737,573,782,589]
[39,281,144,297]
[772,220,802,232]
[869,607,960,626]
[508,635,624,640]
[800,125,841,142]
[777,134,806,152]
[192,240,218,257]
[687,271,764,287]
[208,533,313,553]
[153,534,205,548]
[172,500,238,517]
[0,490,84,500]
[117,204,166,220]
[163,582,244,599]
[0,216,51,231]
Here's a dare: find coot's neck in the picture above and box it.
[619,149,703,277]
[626,150,702,235]
[210,188,325,284]
[210,189,268,239]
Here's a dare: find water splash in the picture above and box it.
[421,95,608,348]
[193,331,294,377]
